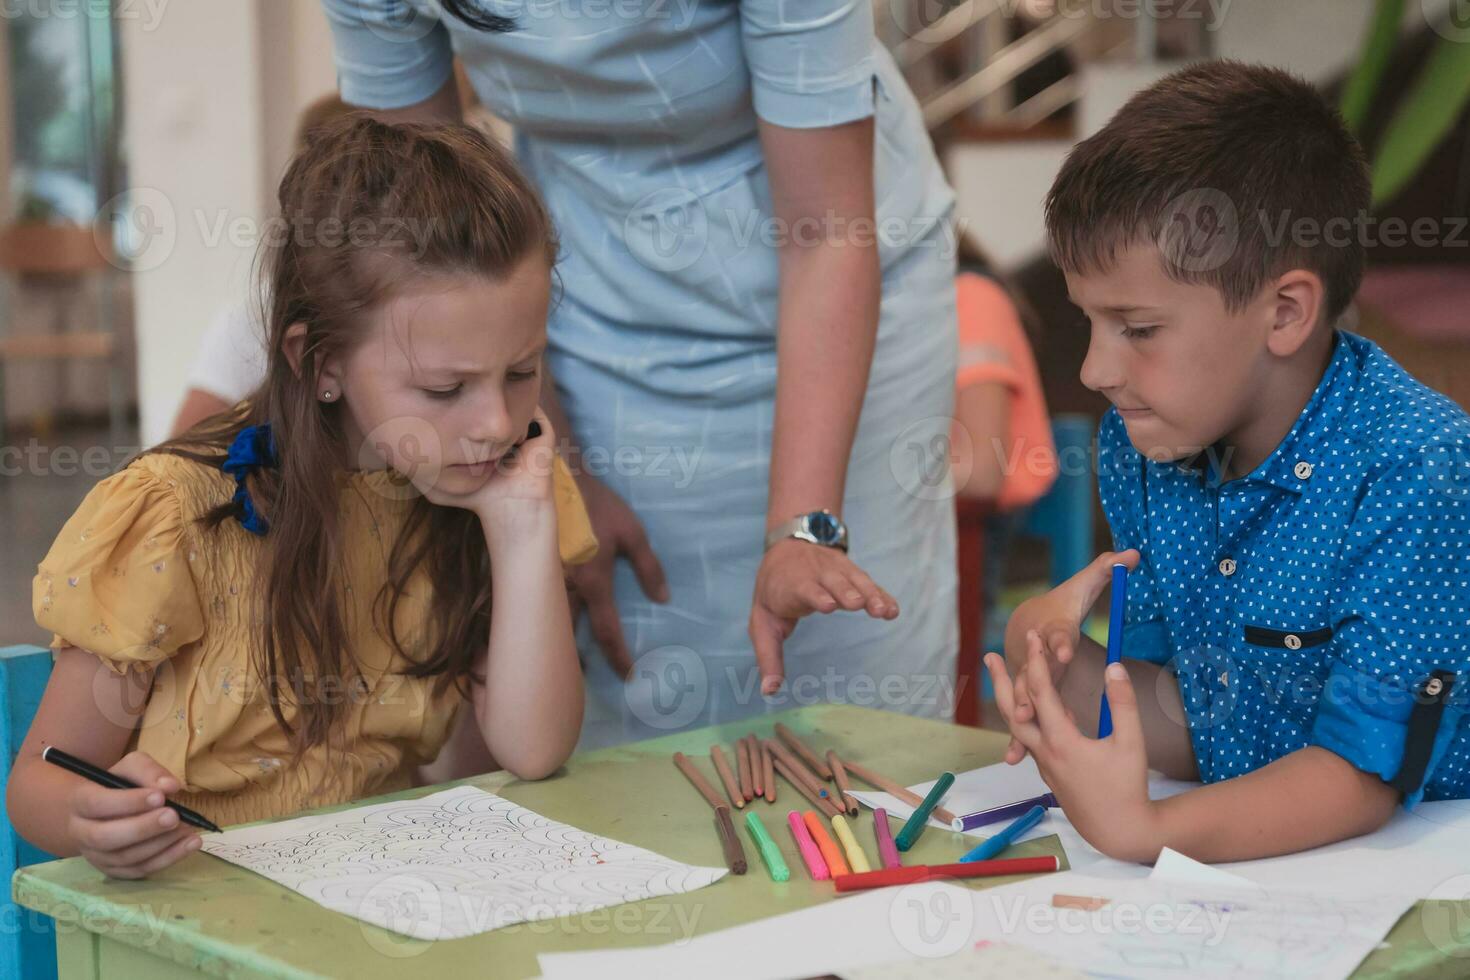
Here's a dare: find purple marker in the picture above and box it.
[873,807,902,869]
[951,792,1059,833]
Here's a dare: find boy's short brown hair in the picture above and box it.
[1045,61,1371,324]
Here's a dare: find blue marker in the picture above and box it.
[1097,563,1128,738]
[959,804,1046,863]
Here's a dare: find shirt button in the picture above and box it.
[1219,558,1237,577]
[1284,634,1303,651]
[1219,671,1230,687]
[1294,461,1314,480]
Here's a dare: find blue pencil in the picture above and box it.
[1097,563,1128,738]
[959,804,1046,863]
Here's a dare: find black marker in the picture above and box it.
[42,746,222,833]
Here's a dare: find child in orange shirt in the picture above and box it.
[951,234,1058,639]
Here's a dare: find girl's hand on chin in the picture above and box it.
[416,410,559,543]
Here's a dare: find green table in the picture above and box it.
[12,705,1469,978]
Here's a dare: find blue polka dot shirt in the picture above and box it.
[1099,331,1470,806]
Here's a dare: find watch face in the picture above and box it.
[808,511,841,545]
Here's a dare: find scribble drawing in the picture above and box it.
[201,785,727,939]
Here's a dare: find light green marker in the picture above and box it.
[744,811,790,882]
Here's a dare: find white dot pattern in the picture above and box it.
[1098,331,1470,806]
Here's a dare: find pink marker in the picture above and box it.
[873,807,902,870]
[787,810,830,881]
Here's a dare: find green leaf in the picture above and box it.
[1371,36,1470,205]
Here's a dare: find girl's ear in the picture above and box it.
[282,322,309,376]
[282,321,345,402]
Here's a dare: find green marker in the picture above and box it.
[894,771,955,852]
[744,811,791,882]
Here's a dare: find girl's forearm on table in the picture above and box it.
[476,515,583,779]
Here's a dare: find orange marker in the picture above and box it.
[802,810,850,877]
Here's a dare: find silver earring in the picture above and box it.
[320,389,335,402]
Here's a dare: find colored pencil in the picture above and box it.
[672,752,725,810]
[710,745,744,810]
[776,723,833,779]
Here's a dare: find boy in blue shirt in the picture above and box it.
[987,61,1470,863]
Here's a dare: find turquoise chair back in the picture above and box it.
[1022,414,1096,585]
[2,645,58,980]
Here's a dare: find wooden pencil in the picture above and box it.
[772,754,841,818]
[747,735,764,797]
[764,738,832,804]
[775,723,833,780]
[714,805,747,875]
[827,750,860,816]
[736,738,754,801]
[672,752,726,810]
[837,755,957,826]
[762,740,776,804]
[710,745,745,809]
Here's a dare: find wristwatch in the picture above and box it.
[764,509,849,553]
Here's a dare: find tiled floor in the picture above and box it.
[1,424,141,649]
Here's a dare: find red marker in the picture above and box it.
[832,855,1060,893]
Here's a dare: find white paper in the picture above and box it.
[540,869,1410,980]
[1150,847,1259,889]
[200,785,727,940]
[538,881,990,980]
[837,942,1085,979]
[1212,797,1470,900]
[973,873,1413,980]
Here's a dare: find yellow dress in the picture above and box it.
[32,449,598,827]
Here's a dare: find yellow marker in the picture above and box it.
[830,814,872,874]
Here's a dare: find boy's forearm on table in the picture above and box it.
[1151,747,1397,863]
[478,525,584,780]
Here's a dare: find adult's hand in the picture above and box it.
[567,474,669,678]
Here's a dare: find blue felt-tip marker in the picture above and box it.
[1097,563,1128,738]
[959,804,1046,863]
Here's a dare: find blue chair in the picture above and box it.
[1021,414,1097,586]
[2,644,58,980]
[974,415,1097,706]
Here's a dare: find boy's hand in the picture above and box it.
[986,648,1163,863]
[67,751,202,879]
[1005,549,1140,764]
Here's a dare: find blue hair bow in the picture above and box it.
[222,423,277,536]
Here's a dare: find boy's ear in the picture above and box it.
[1266,268,1326,358]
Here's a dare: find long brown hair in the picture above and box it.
[147,115,558,766]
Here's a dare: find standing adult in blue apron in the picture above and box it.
[321,0,960,747]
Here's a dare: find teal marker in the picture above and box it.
[745,811,790,882]
[894,771,955,852]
